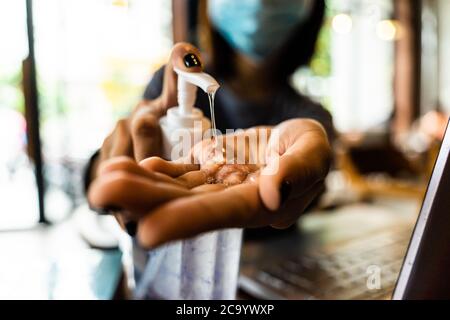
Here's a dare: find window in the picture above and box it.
[34,0,173,222]
[0,0,173,228]
[0,0,40,229]
[437,0,450,113]
[293,0,396,133]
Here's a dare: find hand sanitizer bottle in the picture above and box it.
[159,67,218,161]
[136,63,242,300]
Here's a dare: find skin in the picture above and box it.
[228,52,273,102]
[91,43,203,175]
[87,43,332,248]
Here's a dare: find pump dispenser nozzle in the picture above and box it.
[159,62,220,160]
[174,67,220,115]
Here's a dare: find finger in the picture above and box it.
[137,183,267,248]
[159,42,203,109]
[88,171,192,219]
[113,213,127,230]
[112,213,139,237]
[190,135,234,165]
[109,119,133,158]
[98,156,183,186]
[130,44,204,162]
[190,128,268,166]
[270,182,325,229]
[191,183,227,193]
[130,107,162,162]
[140,157,199,177]
[99,133,113,163]
[176,170,209,189]
[259,124,331,211]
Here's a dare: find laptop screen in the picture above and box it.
[393,120,450,300]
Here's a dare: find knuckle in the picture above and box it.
[102,134,113,149]
[116,120,131,140]
[107,172,135,195]
[137,221,158,249]
[141,156,166,172]
[99,157,136,175]
[116,118,128,130]
[132,114,159,137]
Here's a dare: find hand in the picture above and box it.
[139,119,331,246]
[89,42,204,182]
[88,119,332,247]
[87,42,203,230]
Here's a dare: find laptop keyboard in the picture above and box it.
[240,229,412,300]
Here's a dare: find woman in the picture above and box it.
[86,0,333,289]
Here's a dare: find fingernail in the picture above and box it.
[97,205,122,215]
[280,181,292,207]
[184,53,202,68]
[125,221,138,237]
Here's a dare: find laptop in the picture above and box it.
[239,121,450,300]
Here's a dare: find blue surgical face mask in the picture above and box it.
[208,0,313,61]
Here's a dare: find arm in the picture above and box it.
[88,118,332,247]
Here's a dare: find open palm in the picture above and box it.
[88,119,331,248]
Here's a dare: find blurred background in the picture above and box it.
[0,0,449,299]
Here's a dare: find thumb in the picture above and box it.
[258,120,332,211]
[158,42,203,111]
